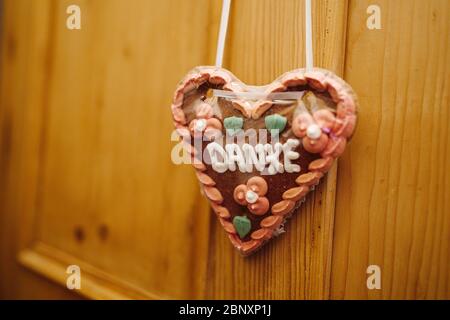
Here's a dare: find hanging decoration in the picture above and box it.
[170,0,358,255]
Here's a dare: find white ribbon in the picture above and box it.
[212,89,305,101]
[305,0,314,70]
[215,0,232,67]
[215,0,314,70]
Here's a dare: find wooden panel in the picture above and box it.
[331,0,450,299]
[0,0,79,299]
[35,0,224,299]
[204,0,348,299]
[2,0,449,300]
[19,243,154,299]
[0,0,221,299]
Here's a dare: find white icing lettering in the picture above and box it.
[283,139,301,173]
[206,139,301,175]
[206,142,228,173]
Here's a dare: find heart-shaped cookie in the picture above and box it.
[171,66,358,256]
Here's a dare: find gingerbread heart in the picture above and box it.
[171,66,358,256]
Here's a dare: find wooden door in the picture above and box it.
[0,0,448,299]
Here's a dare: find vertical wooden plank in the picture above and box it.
[331,0,450,299]
[0,0,79,299]
[1,0,222,299]
[205,0,348,299]
[32,0,222,299]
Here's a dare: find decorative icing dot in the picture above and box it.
[245,190,259,204]
[195,119,207,131]
[306,124,322,139]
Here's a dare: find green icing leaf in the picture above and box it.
[224,116,244,135]
[233,215,252,239]
[265,114,287,135]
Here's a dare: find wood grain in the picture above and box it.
[1,0,449,300]
[204,0,348,299]
[331,0,450,299]
[0,0,221,299]
[33,0,211,299]
[0,0,80,299]
[19,243,162,299]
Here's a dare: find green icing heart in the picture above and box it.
[265,114,287,135]
[224,116,244,135]
[233,215,252,239]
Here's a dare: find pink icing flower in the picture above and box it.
[188,102,222,140]
[292,109,336,154]
[233,177,270,216]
